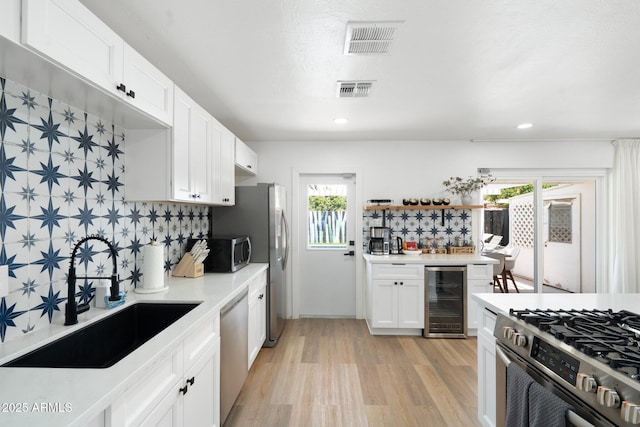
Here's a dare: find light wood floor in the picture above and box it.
[225,318,482,427]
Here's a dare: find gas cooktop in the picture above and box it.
[510,308,640,382]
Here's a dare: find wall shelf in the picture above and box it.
[363,205,483,211]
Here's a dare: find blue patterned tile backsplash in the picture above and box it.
[363,208,473,248]
[0,76,209,343]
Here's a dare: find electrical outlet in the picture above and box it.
[0,265,8,298]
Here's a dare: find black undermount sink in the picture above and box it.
[2,302,200,369]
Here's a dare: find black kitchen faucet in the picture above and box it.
[65,235,121,326]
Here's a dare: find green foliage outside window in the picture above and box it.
[308,195,346,211]
[485,184,557,206]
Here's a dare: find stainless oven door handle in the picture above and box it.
[496,345,512,367]
[495,346,595,427]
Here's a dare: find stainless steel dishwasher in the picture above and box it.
[220,289,248,425]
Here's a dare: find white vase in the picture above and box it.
[460,194,473,205]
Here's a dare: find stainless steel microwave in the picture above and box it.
[187,236,251,272]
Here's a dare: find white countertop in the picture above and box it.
[363,253,499,265]
[0,263,268,427]
[472,292,640,316]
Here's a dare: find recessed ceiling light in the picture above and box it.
[517,123,533,129]
[334,118,348,124]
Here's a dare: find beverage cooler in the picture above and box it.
[424,266,467,338]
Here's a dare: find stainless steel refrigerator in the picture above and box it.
[212,183,288,347]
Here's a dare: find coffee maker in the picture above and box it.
[369,226,390,255]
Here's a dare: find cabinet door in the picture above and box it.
[235,138,257,175]
[467,279,492,331]
[173,87,212,203]
[248,288,259,368]
[256,282,267,349]
[188,103,213,203]
[397,279,424,328]
[0,0,20,43]
[172,89,193,201]
[110,347,183,427]
[22,0,123,96]
[466,264,493,331]
[248,279,267,369]
[478,332,497,427]
[211,125,235,205]
[138,386,180,427]
[183,343,218,427]
[371,280,398,328]
[123,43,174,125]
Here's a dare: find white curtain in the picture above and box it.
[610,139,640,293]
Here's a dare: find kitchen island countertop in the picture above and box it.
[472,292,640,316]
[0,263,268,427]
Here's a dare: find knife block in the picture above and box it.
[172,253,205,278]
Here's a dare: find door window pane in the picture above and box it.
[307,184,347,249]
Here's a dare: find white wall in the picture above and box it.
[246,140,614,200]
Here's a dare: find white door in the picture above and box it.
[543,195,581,292]
[298,174,356,317]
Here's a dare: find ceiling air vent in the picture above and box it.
[343,21,403,55]
[337,81,375,98]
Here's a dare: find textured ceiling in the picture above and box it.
[80,0,640,142]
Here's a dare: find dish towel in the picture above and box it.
[506,363,535,427]
[528,381,574,427]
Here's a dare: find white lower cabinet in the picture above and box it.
[248,271,267,369]
[466,263,493,332]
[367,264,424,334]
[110,311,220,427]
[477,307,497,427]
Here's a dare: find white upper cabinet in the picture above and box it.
[235,137,258,176]
[22,0,124,96]
[22,0,173,125]
[211,121,236,205]
[173,87,213,203]
[0,0,21,43]
[122,44,174,125]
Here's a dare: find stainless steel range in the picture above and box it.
[495,309,640,427]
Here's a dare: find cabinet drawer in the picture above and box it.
[371,264,423,280]
[183,312,218,373]
[467,263,493,280]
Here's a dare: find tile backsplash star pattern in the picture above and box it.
[363,208,473,248]
[0,76,209,343]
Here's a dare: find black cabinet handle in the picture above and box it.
[247,164,252,169]
[187,377,195,386]
[258,293,264,300]
[344,251,355,256]
[126,90,136,99]
[116,83,126,92]
[179,385,188,395]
